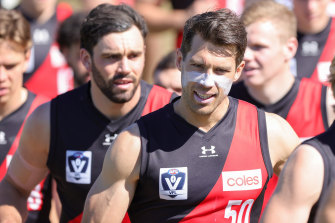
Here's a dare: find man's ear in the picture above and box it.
[23,48,31,72]
[283,37,298,62]
[176,49,183,71]
[80,48,92,72]
[234,61,245,81]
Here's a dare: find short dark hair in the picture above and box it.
[80,3,148,55]
[57,12,87,52]
[180,8,247,67]
[154,51,177,73]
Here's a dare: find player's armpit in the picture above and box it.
[82,123,141,223]
[265,112,300,175]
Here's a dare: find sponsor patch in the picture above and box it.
[222,169,262,191]
[159,167,188,200]
[66,150,92,184]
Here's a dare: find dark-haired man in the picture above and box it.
[0,4,175,223]
[83,7,300,223]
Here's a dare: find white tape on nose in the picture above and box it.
[182,71,233,95]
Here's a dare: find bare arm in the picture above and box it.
[266,112,301,175]
[315,180,335,223]
[261,144,324,223]
[82,124,141,223]
[0,102,50,222]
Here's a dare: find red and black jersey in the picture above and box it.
[230,78,328,216]
[302,123,335,222]
[129,97,272,222]
[230,78,328,139]
[47,81,175,223]
[295,17,335,84]
[0,91,51,223]
[22,3,74,99]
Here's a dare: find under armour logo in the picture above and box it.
[103,133,118,146]
[201,146,216,155]
[302,41,319,56]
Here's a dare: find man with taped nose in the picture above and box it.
[82,8,300,223]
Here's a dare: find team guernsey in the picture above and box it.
[128,97,273,222]
[295,17,335,83]
[47,81,174,223]
[0,91,50,223]
[229,78,328,139]
[21,3,73,99]
[302,123,335,222]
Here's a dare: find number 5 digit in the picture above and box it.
[224,200,242,223]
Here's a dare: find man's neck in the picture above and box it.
[174,96,230,132]
[298,16,331,34]
[0,88,28,121]
[246,72,295,105]
[90,82,142,120]
[20,2,56,24]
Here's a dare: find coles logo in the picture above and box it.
[222,169,262,191]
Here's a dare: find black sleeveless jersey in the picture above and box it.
[229,79,328,139]
[0,91,52,223]
[294,18,332,79]
[129,97,273,222]
[0,92,36,162]
[229,79,327,121]
[47,81,174,222]
[302,123,335,222]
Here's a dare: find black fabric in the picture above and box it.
[47,81,162,222]
[295,18,332,79]
[229,80,300,119]
[302,123,335,222]
[0,92,35,165]
[19,8,58,82]
[129,97,269,222]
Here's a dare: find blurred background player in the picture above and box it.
[260,56,335,223]
[17,0,73,98]
[229,0,335,214]
[292,0,335,83]
[57,11,89,88]
[0,9,52,222]
[0,4,175,223]
[153,50,181,95]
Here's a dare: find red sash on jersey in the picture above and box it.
[68,85,172,223]
[310,17,335,83]
[180,100,269,222]
[0,95,49,180]
[141,85,173,116]
[262,78,326,215]
[286,78,325,138]
[24,4,74,99]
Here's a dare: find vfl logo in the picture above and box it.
[66,150,92,184]
[222,169,262,191]
[159,167,188,200]
[199,145,218,158]
[302,41,319,56]
[0,131,7,145]
[103,133,118,146]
